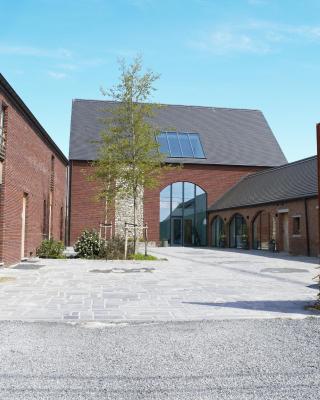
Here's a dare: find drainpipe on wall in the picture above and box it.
[67,162,72,247]
[304,198,310,257]
[317,123,320,257]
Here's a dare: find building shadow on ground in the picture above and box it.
[183,300,320,315]
[198,247,320,265]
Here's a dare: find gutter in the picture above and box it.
[208,194,318,213]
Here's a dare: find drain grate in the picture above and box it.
[13,264,45,270]
[90,267,155,274]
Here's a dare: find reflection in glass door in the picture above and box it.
[172,217,182,245]
[184,219,193,245]
[160,182,207,246]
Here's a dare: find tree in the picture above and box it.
[91,56,175,251]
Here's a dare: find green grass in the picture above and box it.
[129,253,158,261]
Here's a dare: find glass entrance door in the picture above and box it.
[172,217,182,245]
[160,182,207,246]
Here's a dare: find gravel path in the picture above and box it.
[0,318,319,399]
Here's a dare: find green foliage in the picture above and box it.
[129,253,158,261]
[74,230,103,259]
[89,55,178,251]
[36,239,65,259]
[99,235,134,260]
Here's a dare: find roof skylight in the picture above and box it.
[157,132,205,159]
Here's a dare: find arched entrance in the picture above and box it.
[229,214,248,249]
[160,182,207,246]
[211,216,224,247]
[252,211,270,250]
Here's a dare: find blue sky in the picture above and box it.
[1,0,319,161]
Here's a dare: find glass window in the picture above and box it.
[195,186,206,246]
[157,132,169,155]
[229,214,247,249]
[183,182,195,245]
[189,133,205,158]
[166,132,182,157]
[293,217,301,235]
[212,217,224,247]
[178,133,193,157]
[157,132,205,159]
[159,185,171,243]
[252,211,270,250]
[159,182,207,246]
[171,182,183,217]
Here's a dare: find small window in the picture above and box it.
[157,132,205,159]
[293,217,301,235]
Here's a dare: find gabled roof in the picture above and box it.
[0,73,68,165]
[209,156,318,211]
[69,99,287,167]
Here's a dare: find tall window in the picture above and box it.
[160,182,207,246]
[292,216,301,235]
[211,216,224,247]
[252,211,270,250]
[229,214,247,249]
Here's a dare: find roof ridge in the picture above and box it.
[241,155,317,181]
[72,98,261,112]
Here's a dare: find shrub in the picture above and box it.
[99,235,134,260]
[36,238,65,259]
[129,253,157,261]
[74,229,104,259]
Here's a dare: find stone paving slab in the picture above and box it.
[0,247,318,321]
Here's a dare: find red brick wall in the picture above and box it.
[69,161,107,244]
[69,161,265,245]
[208,197,318,257]
[0,92,67,266]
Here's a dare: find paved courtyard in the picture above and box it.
[0,247,318,321]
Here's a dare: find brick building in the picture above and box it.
[208,156,318,256]
[68,100,287,247]
[0,74,68,266]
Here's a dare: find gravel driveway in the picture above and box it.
[0,318,319,399]
[0,247,318,321]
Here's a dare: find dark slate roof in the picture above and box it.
[209,156,318,211]
[69,99,287,167]
[0,74,68,165]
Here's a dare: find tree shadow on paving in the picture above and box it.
[183,300,320,315]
